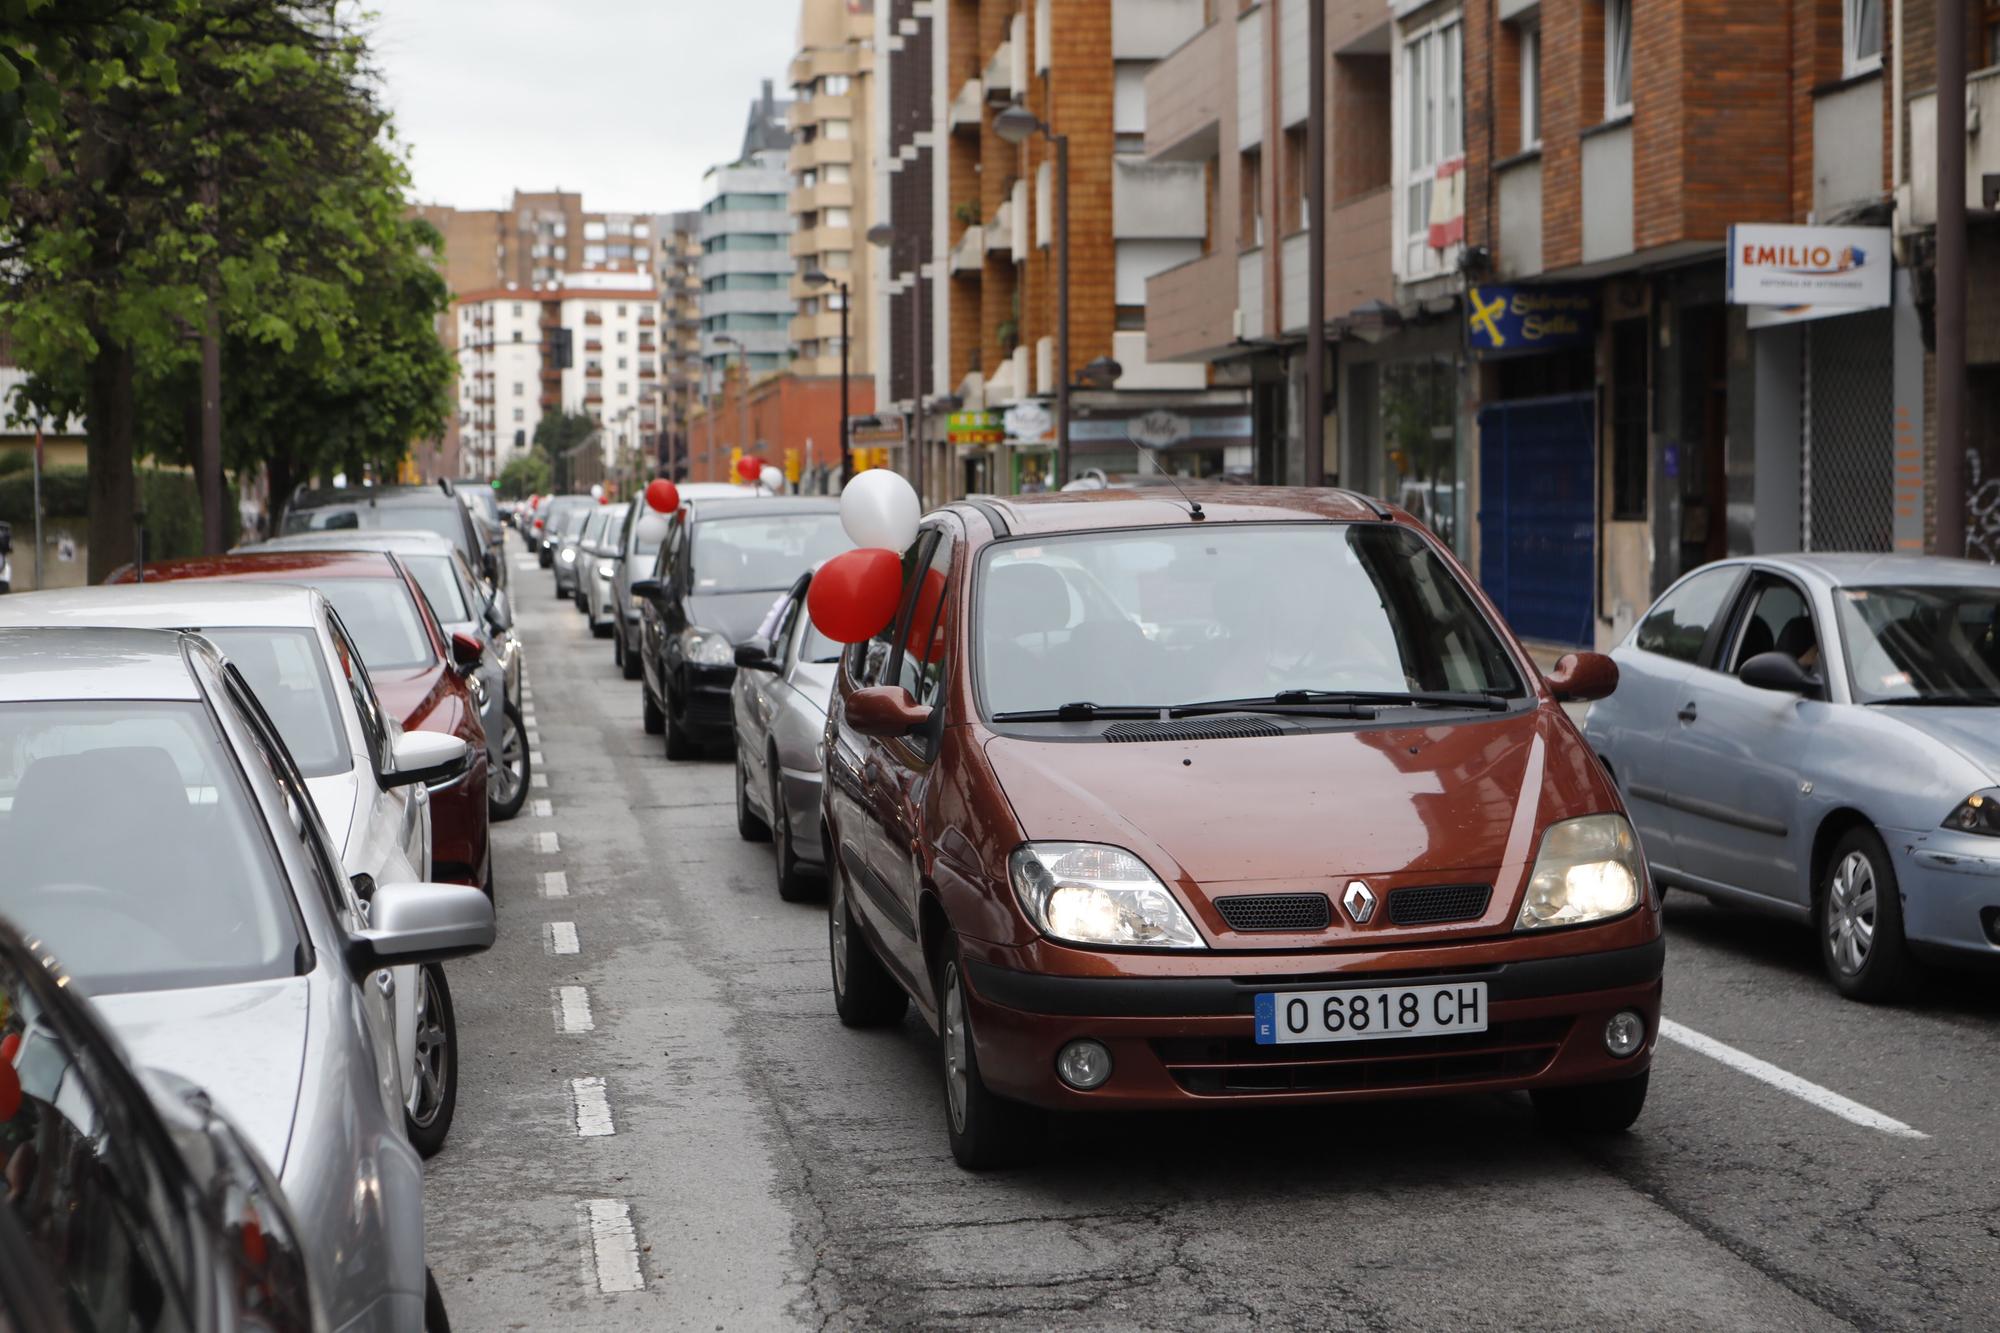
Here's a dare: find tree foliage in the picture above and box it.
[496,451,550,500]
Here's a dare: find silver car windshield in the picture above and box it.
[402,554,470,624]
[314,578,435,671]
[691,515,851,595]
[1836,585,2000,703]
[202,628,351,778]
[0,701,302,994]
[977,523,1524,716]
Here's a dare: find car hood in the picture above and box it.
[94,978,310,1176]
[304,771,362,860]
[688,590,794,644]
[983,705,1595,886]
[370,665,447,727]
[1879,707,2000,783]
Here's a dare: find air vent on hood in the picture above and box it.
[1102,716,1286,743]
[1387,884,1492,926]
[1215,893,1332,932]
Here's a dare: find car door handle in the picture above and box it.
[1677,703,1698,723]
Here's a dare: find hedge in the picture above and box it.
[0,465,238,559]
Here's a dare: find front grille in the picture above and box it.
[1153,1018,1568,1097]
[1388,884,1493,926]
[1102,716,1286,743]
[1215,893,1332,932]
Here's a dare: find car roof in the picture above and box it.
[0,626,205,702]
[289,485,460,510]
[958,485,1394,536]
[1749,552,2000,589]
[242,530,458,557]
[687,496,842,521]
[0,582,324,631]
[119,551,404,583]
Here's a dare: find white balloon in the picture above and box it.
[589,483,604,499]
[841,469,921,551]
[759,465,785,493]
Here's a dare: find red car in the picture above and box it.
[111,551,493,892]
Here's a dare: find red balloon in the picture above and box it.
[0,1033,17,1063]
[736,455,763,483]
[645,478,680,514]
[809,548,906,644]
[904,567,948,663]
[0,1062,17,1122]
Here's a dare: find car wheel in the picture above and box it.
[735,749,771,842]
[423,1268,452,1333]
[1819,826,1915,1002]
[828,852,907,1027]
[938,940,1042,1170]
[771,759,815,903]
[620,631,643,680]
[663,688,698,760]
[642,685,665,736]
[403,963,458,1158]
[1531,1069,1649,1134]
[487,701,531,821]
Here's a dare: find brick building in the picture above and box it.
[653,212,706,477]
[683,363,875,490]
[789,0,877,385]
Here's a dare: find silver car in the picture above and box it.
[732,571,841,900]
[0,626,493,1331]
[551,504,597,600]
[1585,554,2000,1000]
[580,501,631,636]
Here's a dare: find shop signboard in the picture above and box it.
[1728,223,1891,311]
[1002,401,1054,446]
[1465,284,1595,359]
[947,410,1003,446]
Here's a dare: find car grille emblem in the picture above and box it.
[1341,881,1377,924]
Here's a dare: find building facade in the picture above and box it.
[790,0,877,383]
[653,211,705,476]
[700,83,797,395]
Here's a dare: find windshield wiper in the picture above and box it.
[1873,693,2000,707]
[1172,689,1512,715]
[991,702,1166,722]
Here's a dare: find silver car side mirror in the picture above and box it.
[346,882,495,973]
[382,730,468,788]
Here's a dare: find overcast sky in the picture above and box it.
[371,0,798,215]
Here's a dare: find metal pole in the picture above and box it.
[1935,0,1968,557]
[1054,131,1072,487]
[1305,0,1327,487]
[31,426,43,591]
[912,248,925,502]
[839,278,853,486]
[737,345,751,474]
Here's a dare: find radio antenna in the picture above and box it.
[1137,445,1204,521]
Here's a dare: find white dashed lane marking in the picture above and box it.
[570,1077,615,1137]
[540,870,569,898]
[545,921,579,955]
[579,1199,644,1294]
[530,773,549,789]
[529,750,545,768]
[531,799,553,818]
[1660,1018,1927,1139]
[533,831,559,854]
[555,985,594,1033]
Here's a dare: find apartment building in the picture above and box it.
[700,83,796,395]
[653,211,705,476]
[789,0,876,381]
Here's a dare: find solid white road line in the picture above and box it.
[531,798,553,818]
[546,921,579,955]
[580,1199,644,1294]
[556,985,594,1033]
[570,1077,615,1137]
[1659,1018,1928,1139]
[530,772,549,789]
[533,831,560,854]
[540,870,569,898]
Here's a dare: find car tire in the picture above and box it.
[404,963,458,1159]
[735,749,771,842]
[828,852,907,1028]
[771,759,815,903]
[591,609,612,639]
[1531,1069,1649,1134]
[642,685,666,735]
[663,688,698,761]
[1819,826,1915,1002]
[620,631,643,681]
[538,550,552,568]
[487,701,531,822]
[424,1268,452,1333]
[938,940,1042,1170]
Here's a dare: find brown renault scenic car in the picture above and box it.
[822,488,1662,1169]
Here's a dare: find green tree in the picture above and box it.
[496,451,550,500]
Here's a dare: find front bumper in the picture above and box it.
[779,765,825,867]
[958,934,1663,1111]
[677,666,737,740]
[1885,826,2000,962]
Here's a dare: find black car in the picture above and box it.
[633,496,850,759]
[0,916,323,1332]
[281,483,499,588]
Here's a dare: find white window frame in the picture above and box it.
[1394,13,1464,280]
[1843,0,1883,76]
[1604,0,1633,119]
[1519,20,1541,151]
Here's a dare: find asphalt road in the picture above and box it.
[424,535,2000,1331]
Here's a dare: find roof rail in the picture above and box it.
[1333,487,1392,520]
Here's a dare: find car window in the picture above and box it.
[689,514,851,595]
[218,669,362,924]
[450,554,487,620]
[851,535,935,688]
[655,514,686,581]
[896,531,955,712]
[1836,584,2000,702]
[1635,566,1741,665]
[326,609,389,773]
[1728,579,1820,674]
[633,509,671,560]
[312,578,435,670]
[200,628,351,779]
[0,699,302,994]
[403,554,470,625]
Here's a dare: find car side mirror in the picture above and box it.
[448,630,484,672]
[485,589,513,633]
[734,638,779,672]
[1740,650,1818,696]
[630,578,663,602]
[847,685,933,738]
[1546,651,1619,703]
[346,881,495,973]
[382,730,468,788]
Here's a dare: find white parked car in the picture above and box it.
[0,581,467,1155]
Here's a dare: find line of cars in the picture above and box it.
[0,482,531,1328]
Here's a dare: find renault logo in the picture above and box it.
[1341,881,1377,924]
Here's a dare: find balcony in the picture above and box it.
[983,40,1014,101]
[1113,159,1206,241]
[949,79,984,135]
[1908,66,2000,227]
[583,312,603,325]
[1143,15,1225,163]
[987,200,1013,251]
[951,225,984,274]
[789,137,854,173]
[584,340,602,352]
[1113,0,1204,61]
[789,309,845,343]
[788,180,855,214]
[791,226,853,258]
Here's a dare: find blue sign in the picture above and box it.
[1466,284,1596,359]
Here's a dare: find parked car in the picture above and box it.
[1585,553,2000,1000]
[280,482,500,590]
[579,501,630,634]
[0,520,10,594]
[453,480,507,586]
[550,503,600,601]
[240,530,531,822]
[613,483,742,681]
[536,495,592,568]
[0,581,468,1153]
[732,571,842,900]
[0,625,491,1329]
[633,496,851,759]
[112,551,495,893]
[819,487,1658,1169]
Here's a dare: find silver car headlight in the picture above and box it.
[1008,842,1204,949]
[595,564,614,581]
[1943,788,2000,836]
[560,547,577,564]
[678,626,734,667]
[1516,814,1645,930]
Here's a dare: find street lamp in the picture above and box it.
[867,222,925,500]
[802,266,853,488]
[714,332,751,482]
[992,101,1071,486]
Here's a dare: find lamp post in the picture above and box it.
[993,101,1071,487]
[802,266,853,487]
[867,221,925,500]
[714,333,750,482]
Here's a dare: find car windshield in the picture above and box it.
[0,701,301,994]
[311,578,434,670]
[595,504,630,550]
[458,487,500,523]
[691,514,851,594]
[202,628,349,778]
[286,500,467,553]
[799,619,842,665]
[977,522,1524,716]
[401,554,471,624]
[1835,584,2000,703]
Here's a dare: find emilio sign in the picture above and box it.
[1728,223,1891,309]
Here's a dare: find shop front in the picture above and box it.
[1338,312,1472,560]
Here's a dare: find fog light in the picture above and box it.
[1055,1039,1113,1090]
[1603,1010,1645,1058]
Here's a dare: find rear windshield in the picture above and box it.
[285,501,467,553]
[312,578,434,671]
[202,628,350,778]
[691,514,851,594]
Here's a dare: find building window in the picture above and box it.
[585,245,606,264]
[616,330,628,344]
[1610,318,1648,520]
[824,119,850,141]
[1281,126,1309,233]
[1240,147,1264,248]
[1604,0,1632,117]
[825,163,851,184]
[1400,17,1463,274]
[820,73,850,95]
[824,207,851,228]
[512,330,522,342]
[513,407,525,423]
[584,221,607,241]
[511,302,523,316]
[514,381,524,396]
[1844,0,1882,75]
[617,356,628,370]
[617,383,629,396]
[1519,21,1541,150]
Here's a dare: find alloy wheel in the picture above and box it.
[943,962,969,1133]
[1826,849,1877,975]
[492,711,526,808]
[406,967,451,1129]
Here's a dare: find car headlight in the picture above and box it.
[1516,814,1645,930]
[595,564,614,581]
[1943,789,2000,836]
[677,626,735,667]
[1007,842,1204,949]
[560,547,577,563]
